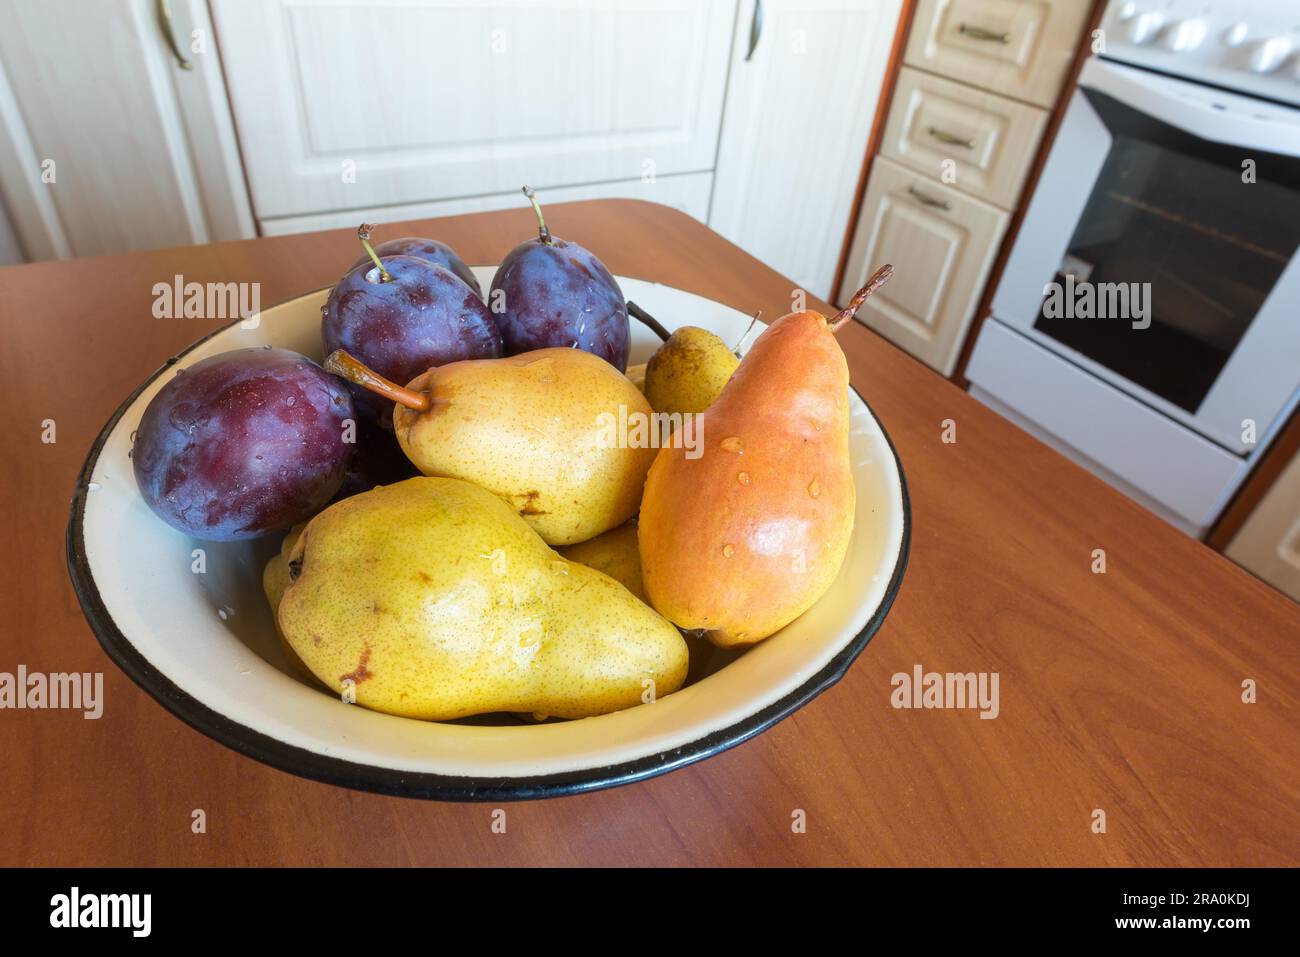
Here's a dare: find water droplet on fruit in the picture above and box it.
[255,454,263,461]
[737,471,751,486]
[720,436,744,453]
[808,479,820,498]
[722,543,735,558]
[286,396,296,407]
[550,560,569,575]
[217,606,234,621]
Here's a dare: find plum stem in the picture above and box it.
[323,350,430,412]
[829,264,893,333]
[357,223,392,283]
[627,301,670,342]
[522,186,552,245]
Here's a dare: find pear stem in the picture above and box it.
[323,349,430,412]
[358,223,392,283]
[829,264,893,333]
[522,186,552,245]
[627,301,671,342]
[731,310,762,357]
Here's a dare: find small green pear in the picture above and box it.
[644,326,740,416]
[277,477,688,721]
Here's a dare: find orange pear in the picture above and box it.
[638,266,892,647]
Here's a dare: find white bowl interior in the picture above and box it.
[78,267,905,779]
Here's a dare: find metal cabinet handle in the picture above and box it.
[157,0,193,70]
[928,126,976,149]
[958,23,1011,43]
[908,185,952,210]
[745,0,763,61]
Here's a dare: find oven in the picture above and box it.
[967,1,1300,536]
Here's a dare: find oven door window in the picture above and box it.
[1033,88,1300,414]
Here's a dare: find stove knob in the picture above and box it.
[1248,36,1293,73]
[1159,18,1207,52]
[1223,23,1249,47]
[1125,11,1164,44]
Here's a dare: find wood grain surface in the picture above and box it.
[1,200,1296,866]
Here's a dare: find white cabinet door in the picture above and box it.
[0,0,253,260]
[1228,451,1300,604]
[904,0,1092,108]
[212,0,735,221]
[837,155,1008,376]
[709,0,904,299]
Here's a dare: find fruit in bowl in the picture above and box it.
[131,347,355,540]
[116,210,897,730]
[324,346,657,546]
[639,267,893,647]
[277,477,688,721]
[73,244,907,797]
[489,187,630,371]
[348,235,481,298]
[322,225,501,426]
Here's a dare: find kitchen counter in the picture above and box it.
[2,200,1297,866]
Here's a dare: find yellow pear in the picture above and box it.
[278,477,688,720]
[261,525,325,686]
[644,326,739,415]
[325,348,658,546]
[558,522,647,602]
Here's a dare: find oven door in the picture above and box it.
[992,58,1300,455]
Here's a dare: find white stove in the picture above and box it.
[966,0,1300,537]
[1101,0,1300,106]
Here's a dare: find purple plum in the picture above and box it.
[132,348,354,541]
[329,416,420,503]
[349,236,481,298]
[322,229,502,426]
[489,187,629,371]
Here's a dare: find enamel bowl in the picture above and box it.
[67,267,909,800]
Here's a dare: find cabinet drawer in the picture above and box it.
[904,0,1092,108]
[838,156,1008,376]
[1227,451,1300,604]
[880,67,1048,209]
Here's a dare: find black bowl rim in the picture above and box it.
[65,290,911,802]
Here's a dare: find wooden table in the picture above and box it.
[3,200,1297,866]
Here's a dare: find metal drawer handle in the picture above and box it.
[928,126,975,149]
[908,185,951,210]
[156,0,193,70]
[959,23,1011,43]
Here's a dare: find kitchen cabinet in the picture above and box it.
[904,0,1093,108]
[881,66,1049,209]
[211,0,735,223]
[0,0,253,260]
[708,0,904,299]
[1228,450,1300,603]
[260,173,713,236]
[838,155,1008,375]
